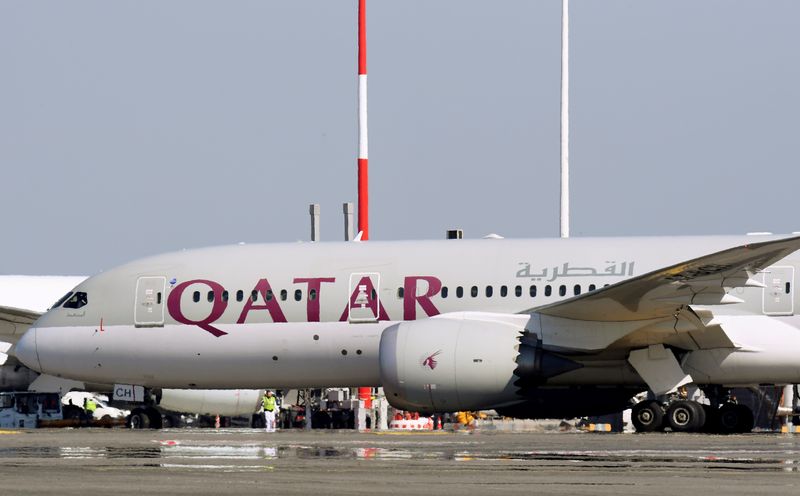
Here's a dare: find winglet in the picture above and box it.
[353,231,364,242]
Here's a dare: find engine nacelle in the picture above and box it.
[0,363,39,391]
[379,313,582,413]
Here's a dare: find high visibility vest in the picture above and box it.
[263,396,276,412]
[85,399,97,413]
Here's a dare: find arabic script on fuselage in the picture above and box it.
[515,261,635,282]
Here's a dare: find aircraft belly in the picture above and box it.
[31,322,387,389]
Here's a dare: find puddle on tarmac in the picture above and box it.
[2,444,800,473]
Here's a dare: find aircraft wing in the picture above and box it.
[525,235,800,394]
[532,234,800,322]
[0,306,42,345]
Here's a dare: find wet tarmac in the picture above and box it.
[2,429,800,495]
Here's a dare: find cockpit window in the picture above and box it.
[62,292,88,309]
[50,292,74,310]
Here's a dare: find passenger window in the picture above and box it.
[251,290,258,302]
[280,289,288,301]
[51,292,74,309]
[371,289,377,300]
[62,292,88,309]
[295,289,302,301]
[221,291,228,302]
[500,285,507,297]
[588,284,596,291]
[441,286,449,298]
[456,286,464,298]
[530,285,537,297]
[544,285,552,297]
[236,290,244,302]
[485,286,493,298]
[397,287,404,299]
[207,291,214,302]
[310,289,317,301]
[559,285,566,297]
[515,285,522,297]
[193,291,200,303]
[573,285,581,296]
[266,289,273,301]
[786,282,791,294]
[471,286,478,298]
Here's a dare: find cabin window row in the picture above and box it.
[192,288,319,304]
[396,283,607,299]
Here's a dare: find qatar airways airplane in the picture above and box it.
[12,234,800,432]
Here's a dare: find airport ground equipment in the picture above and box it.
[112,385,264,429]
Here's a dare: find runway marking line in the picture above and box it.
[0,430,22,435]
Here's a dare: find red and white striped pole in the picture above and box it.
[357,0,372,412]
[357,0,369,240]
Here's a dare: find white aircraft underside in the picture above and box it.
[12,234,800,416]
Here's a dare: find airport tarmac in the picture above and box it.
[2,429,800,495]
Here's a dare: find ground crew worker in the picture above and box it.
[83,396,97,419]
[262,391,277,432]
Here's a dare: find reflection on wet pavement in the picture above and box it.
[3,443,800,473]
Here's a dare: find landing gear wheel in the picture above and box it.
[127,409,150,429]
[145,407,163,429]
[632,400,664,432]
[718,404,755,434]
[666,400,704,432]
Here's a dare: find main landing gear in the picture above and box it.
[632,390,755,433]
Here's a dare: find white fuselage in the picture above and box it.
[14,236,800,390]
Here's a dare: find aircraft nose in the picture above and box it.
[15,327,42,373]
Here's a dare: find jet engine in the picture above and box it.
[379,313,583,413]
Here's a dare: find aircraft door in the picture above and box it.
[134,276,167,326]
[347,272,382,323]
[762,266,794,316]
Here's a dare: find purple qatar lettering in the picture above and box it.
[339,276,390,322]
[294,277,336,322]
[237,278,288,324]
[403,276,442,320]
[167,274,443,335]
[167,279,228,337]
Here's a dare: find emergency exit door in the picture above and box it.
[763,266,794,316]
[134,276,166,326]
[347,272,381,323]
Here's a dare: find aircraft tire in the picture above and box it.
[128,409,150,429]
[701,404,719,433]
[666,400,703,432]
[718,404,755,434]
[632,400,664,432]
[145,407,162,429]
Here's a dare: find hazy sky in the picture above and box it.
[2,1,799,275]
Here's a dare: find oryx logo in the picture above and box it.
[422,350,442,370]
